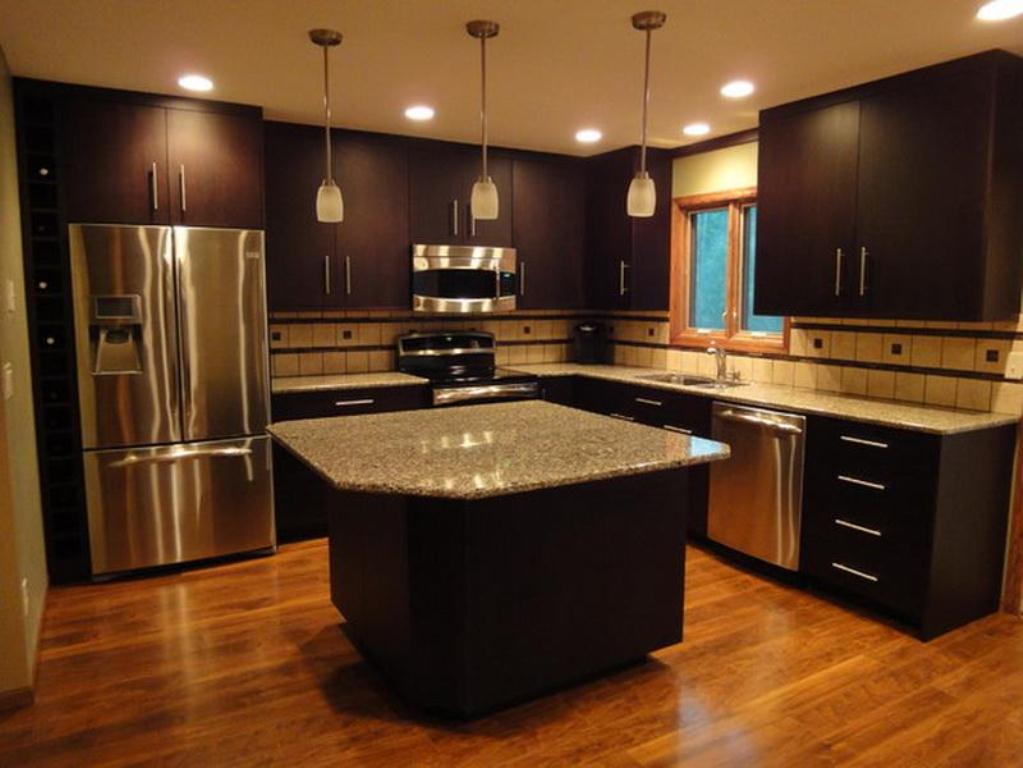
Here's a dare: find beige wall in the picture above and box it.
[0,44,47,701]
[672,141,758,198]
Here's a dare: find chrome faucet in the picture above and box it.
[707,344,728,382]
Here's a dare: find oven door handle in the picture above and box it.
[433,382,539,406]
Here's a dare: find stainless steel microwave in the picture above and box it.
[411,244,517,313]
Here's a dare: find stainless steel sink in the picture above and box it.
[638,372,747,389]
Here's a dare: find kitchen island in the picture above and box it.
[269,400,729,716]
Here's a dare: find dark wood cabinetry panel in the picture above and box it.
[408,141,513,247]
[63,97,169,224]
[630,148,673,311]
[512,155,586,308]
[754,102,860,316]
[334,131,410,308]
[264,121,335,311]
[167,108,264,229]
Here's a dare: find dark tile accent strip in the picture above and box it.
[791,321,1023,341]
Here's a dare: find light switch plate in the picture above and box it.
[1006,350,1023,381]
[2,362,12,400]
[4,279,15,314]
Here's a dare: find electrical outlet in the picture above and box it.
[1006,350,1023,381]
[21,577,29,619]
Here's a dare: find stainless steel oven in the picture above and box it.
[411,244,517,313]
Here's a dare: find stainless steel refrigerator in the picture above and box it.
[69,224,274,576]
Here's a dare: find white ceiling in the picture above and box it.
[1,0,1021,156]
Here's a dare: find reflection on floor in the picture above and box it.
[2,539,1022,766]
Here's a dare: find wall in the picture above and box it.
[0,45,47,705]
[672,142,758,198]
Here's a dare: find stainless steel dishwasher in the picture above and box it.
[707,402,806,570]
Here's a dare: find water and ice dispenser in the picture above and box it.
[90,295,143,375]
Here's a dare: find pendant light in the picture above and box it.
[627,11,666,218]
[467,20,500,221]
[310,28,344,223]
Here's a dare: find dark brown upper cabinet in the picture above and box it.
[62,90,264,229]
[408,141,512,247]
[755,50,1023,321]
[264,122,410,312]
[585,146,672,311]
[511,154,586,309]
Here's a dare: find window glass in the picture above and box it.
[740,205,783,334]
[688,208,728,330]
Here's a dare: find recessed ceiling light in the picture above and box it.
[682,122,711,137]
[976,0,1023,20]
[720,80,755,98]
[404,105,435,121]
[177,74,213,92]
[575,128,602,144]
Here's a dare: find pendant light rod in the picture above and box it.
[309,28,343,184]
[467,20,499,182]
[631,11,666,175]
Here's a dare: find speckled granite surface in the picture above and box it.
[269,400,729,499]
[272,372,426,394]
[514,363,1019,435]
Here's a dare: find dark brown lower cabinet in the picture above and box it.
[801,416,1016,639]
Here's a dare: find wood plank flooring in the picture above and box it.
[1,540,1021,767]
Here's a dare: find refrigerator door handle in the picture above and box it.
[108,446,252,468]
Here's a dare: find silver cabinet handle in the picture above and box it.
[334,398,374,407]
[110,446,252,467]
[835,518,882,537]
[324,254,331,296]
[859,246,868,296]
[717,409,802,435]
[831,562,879,582]
[635,397,663,407]
[519,262,526,296]
[150,162,159,210]
[179,164,187,212]
[834,248,843,297]
[345,255,352,296]
[840,435,888,449]
[469,203,476,238]
[837,474,886,491]
[451,199,459,237]
[619,260,629,296]
[662,424,692,434]
[609,412,635,422]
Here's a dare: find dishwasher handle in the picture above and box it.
[716,408,803,435]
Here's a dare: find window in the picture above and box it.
[669,188,787,351]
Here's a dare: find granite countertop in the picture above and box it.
[512,363,1020,435]
[269,400,730,500]
[272,372,426,394]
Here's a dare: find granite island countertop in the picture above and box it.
[268,399,730,499]
[512,363,1019,435]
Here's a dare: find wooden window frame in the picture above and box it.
[669,188,789,353]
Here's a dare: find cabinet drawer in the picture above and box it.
[623,385,710,435]
[811,416,939,486]
[271,386,429,421]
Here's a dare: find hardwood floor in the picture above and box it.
[2,540,1021,767]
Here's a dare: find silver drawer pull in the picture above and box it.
[835,519,882,537]
[840,435,889,449]
[334,398,375,407]
[609,412,635,422]
[832,562,879,582]
[662,424,691,435]
[635,397,663,407]
[837,474,886,491]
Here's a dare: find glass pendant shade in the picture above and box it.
[626,171,656,217]
[316,179,344,223]
[471,176,499,220]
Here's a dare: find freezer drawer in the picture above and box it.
[707,403,806,570]
[175,227,270,441]
[84,435,275,575]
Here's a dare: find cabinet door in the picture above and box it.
[856,68,990,319]
[630,148,672,311]
[585,150,633,310]
[755,102,860,316]
[167,109,264,229]
[62,97,169,224]
[512,156,585,308]
[264,122,334,311]
[409,143,474,244]
[334,132,410,308]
